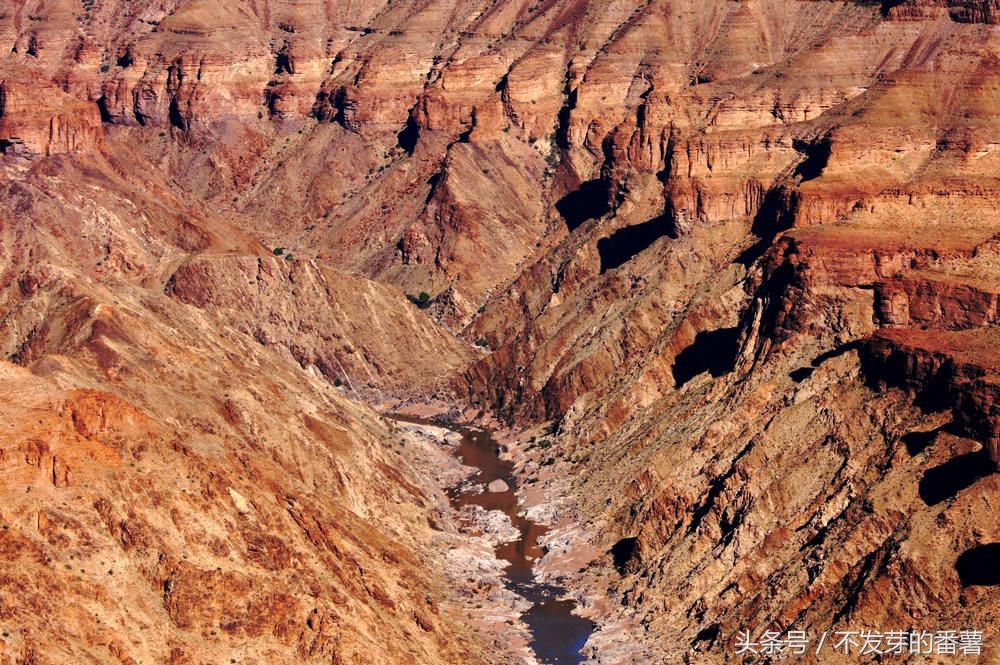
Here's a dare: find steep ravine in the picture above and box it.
[395,414,595,664]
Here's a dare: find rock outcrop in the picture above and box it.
[865,329,1000,461]
[0,70,105,155]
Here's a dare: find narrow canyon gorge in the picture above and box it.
[2,1,1000,663]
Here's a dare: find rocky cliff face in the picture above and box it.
[3,0,1000,663]
[0,69,105,155]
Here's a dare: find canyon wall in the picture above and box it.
[3,0,1000,662]
[0,146,499,662]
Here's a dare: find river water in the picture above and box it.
[396,416,593,663]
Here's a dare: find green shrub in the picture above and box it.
[273,247,285,255]
[407,292,434,309]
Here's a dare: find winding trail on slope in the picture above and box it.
[394,415,593,664]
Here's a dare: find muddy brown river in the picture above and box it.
[396,416,593,664]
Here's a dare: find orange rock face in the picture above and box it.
[4,0,1000,663]
[0,70,105,155]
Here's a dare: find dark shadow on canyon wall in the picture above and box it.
[919,449,995,506]
[736,186,799,267]
[397,113,420,155]
[610,537,639,574]
[792,136,832,182]
[902,428,939,456]
[556,179,610,231]
[673,327,741,388]
[691,624,722,652]
[597,215,676,273]
[790,366,815,383]
[957,543,1000,586]
[96,96,112,123]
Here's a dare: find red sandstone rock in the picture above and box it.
[0,69,104,155]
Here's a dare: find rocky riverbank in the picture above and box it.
[392,420,537,664]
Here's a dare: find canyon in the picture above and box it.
[3,0,1000,663]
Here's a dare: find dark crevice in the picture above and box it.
[743,243,806,362]
[692,624,721,651]
[610,537,639,574]
[275,47,294,75]
[687,440,754,535]
[168,98,187,131]
[424,172,443,204]
[116,47,134,69]
[832,540,897,623]
[132,88,146,126]
[96,96,112,123]
[750,186,798,238]
[264,88,281,118]
[719,504,749,547]
[555,87,577,151]
[689,478,728,535]
[397,113,420,155]
[957,544,1000,586]
[552,260,570,294]
[555,179,610,231]
[597,214,676,273]
[919,449,995,506]
[736,186,799,267]
[735,237,773,268]
[801,523,830,552]
[790,366,814,383]
[672,326,741,388]
[792,136,832,182]
[331,87,349,128]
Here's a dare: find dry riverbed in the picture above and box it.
[492,426,658,665]
[386,400,649,664]
[391,419,538,664]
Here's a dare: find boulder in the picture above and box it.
[487,479,510,493]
